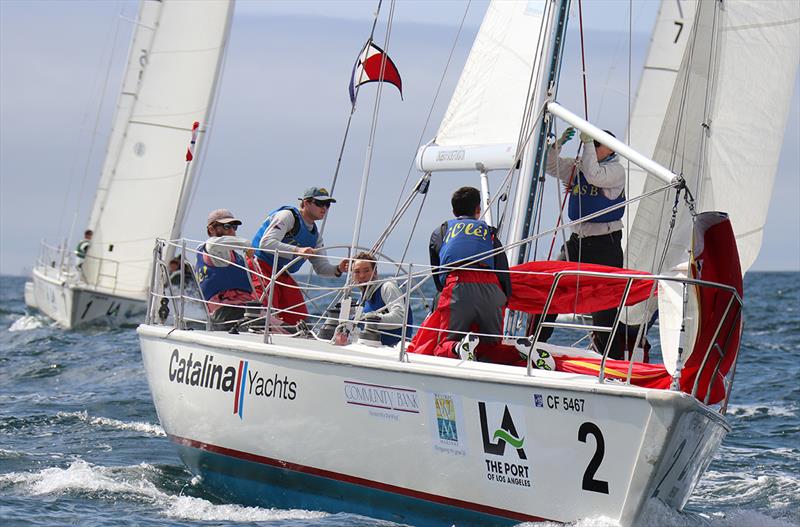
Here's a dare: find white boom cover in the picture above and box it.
[83,0,233,299]
[622,0,696,244]
[434,0,545,150]
[624,0,800,368]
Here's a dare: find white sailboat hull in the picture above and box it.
[27,267,145,329]
[139,325,728,526]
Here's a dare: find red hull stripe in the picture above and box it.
[169,434,553,523]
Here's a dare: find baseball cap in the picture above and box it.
[299,187,337,203]
[207,209,242,226]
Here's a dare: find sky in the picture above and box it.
[1,0,798,276]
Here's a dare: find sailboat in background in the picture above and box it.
[136,0,798,525]
[24,0,234,329]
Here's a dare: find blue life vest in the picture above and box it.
[252,206,318,273]
[439,218,495,277]
[363,284,413,346]
[195,245,252,301]
[567,168,625,224]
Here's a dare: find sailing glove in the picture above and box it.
[558,127,576,146]
[580,131,593,144]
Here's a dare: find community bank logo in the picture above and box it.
[478,401,531,488]
[343,380,419,421]
[168,349,297,419]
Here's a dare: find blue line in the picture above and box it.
[238,361,248,419]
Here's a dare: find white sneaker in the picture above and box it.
[532,348,555,371]
[514,337,534,360]
[456,333,479,361]
[515,338,555,371]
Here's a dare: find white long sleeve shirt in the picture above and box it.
[546,144,626,237]
[256,209,339,276]
[203,236,252,266]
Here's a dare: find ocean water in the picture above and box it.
[1,273,797,527]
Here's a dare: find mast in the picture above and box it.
[506,0,570,265]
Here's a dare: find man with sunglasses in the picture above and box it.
[250,187,348,325]
[195,209,256,330]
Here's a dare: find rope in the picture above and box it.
[545,0,590,261]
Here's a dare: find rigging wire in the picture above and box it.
[388,0,472,221]
[318,0,384,241]
[349,0,397,257]
[61,1,126,250]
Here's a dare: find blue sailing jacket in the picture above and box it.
[363,285,413,346]
[567,172,625,223]
[195,245,252,301]
[438,218,495,272]
[252,206,318,273]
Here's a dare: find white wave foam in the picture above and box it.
[726,403,797,418]
[517,517,617,527]
[8,314,50,332]
[164,495,328,522]
[2,459,328,522]
[695,470,800,509]
[57,410,165,437]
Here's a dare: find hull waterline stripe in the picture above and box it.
[168,434,553,523]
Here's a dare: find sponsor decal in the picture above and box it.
[343,381,419,420]
[429,393,467,456]
[436,149,465,162]
[478,401,532,488]
[168,349,297,420]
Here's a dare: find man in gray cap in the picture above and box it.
[250,187,348,325]
[195,209,256,329]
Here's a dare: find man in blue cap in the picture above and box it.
[250,186,348,325]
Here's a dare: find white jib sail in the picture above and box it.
[624,0,800,369]
[417,0,547,172]
[622,0,696,248]
[83,0,234,299]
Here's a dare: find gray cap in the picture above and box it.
[207,209,242,226]
[299,186,337,203]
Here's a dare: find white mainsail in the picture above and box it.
[624,0,800,367]
[83,0,234,299]
[623,0,696,244]
[416,0,549,172]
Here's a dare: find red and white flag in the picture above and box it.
[349,41,402,105]
[185,121,200,162]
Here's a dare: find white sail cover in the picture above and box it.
[435,0,546,148]
[623,0,696,242]
[83,0,234,299]
[624,0,800,364]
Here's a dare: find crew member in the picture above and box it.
[351,252,412,346]
[250,187,348,325]
[541,127,627,355]
[196,209,255,329]
[428,187,542,366]
[75,230,92,268]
